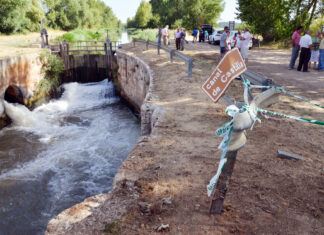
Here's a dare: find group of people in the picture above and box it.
[289,26,324,72]
[174,27,187,51]
[219,26,251,66]
[157,25,188,50]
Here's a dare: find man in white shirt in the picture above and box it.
[240,27,250,66]
[162,25,169,46]
[297,30,312,72]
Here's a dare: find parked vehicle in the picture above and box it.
[208,30,224,45]
[200,24,214,36]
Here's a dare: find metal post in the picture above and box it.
[104,42,108,55]
[170,50,174,63]
[188,59,193,77]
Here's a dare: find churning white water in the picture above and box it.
[0,80,140,235]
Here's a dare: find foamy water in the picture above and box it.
[0,80,140,234]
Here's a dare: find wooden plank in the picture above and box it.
[209,151,238,214]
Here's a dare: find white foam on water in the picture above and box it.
[0,79,140,209]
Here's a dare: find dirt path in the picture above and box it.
[0,30,64,59]
[47,42,324,234]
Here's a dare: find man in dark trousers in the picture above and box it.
[288,26,303,70]
[297,30,312,72]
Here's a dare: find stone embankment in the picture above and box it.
[0,54,43,115]
[46,42,323,234]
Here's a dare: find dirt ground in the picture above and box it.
[47,42,324,234]
[0,30,64,59]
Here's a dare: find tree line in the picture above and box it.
[128,0,323,41]
[127,0,224,29]
[237,0,323,41]
[0,0,122,34]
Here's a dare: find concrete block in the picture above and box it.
[252,88,280,108]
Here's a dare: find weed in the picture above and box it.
[103,221,122,235]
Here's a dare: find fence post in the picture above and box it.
[104,42,108,55]
[188,58,193,77]
[170,50,174,63]
[209,151,238,214]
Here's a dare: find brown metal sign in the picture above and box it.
[202,48,247,102]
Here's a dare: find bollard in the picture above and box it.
[188,59,193,77]
[170,50,174,63]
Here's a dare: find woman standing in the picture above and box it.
[317,31,324,71]
[309,31,321,69]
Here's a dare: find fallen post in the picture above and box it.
[277,150,305,160]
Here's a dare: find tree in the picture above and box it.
[0,0,30,34]
[149,0,224,29]
[237,0,323,41]
[134,1,153,28]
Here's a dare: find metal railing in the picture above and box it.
[60,40,121,55]
[132,38,194,77]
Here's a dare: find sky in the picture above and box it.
[104,0,239,24]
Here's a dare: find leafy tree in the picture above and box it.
[237,0,323,41]
[134,0,153,28]
[148,0,224,29]
[0,0,30,34]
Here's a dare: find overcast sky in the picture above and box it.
[104,0,239,24]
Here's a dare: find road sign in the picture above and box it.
[202,48,247,103]
[229,21,235,31]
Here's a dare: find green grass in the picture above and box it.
[260,39,290,49]
[128,28,176,41]
[55,29,121,42]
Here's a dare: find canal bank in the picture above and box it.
[46,42,324,234]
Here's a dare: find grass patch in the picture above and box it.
[260,40,290,49]
[128,28,175,41]
[55,29,122,42]
[103,221,122,235]
[27,50,64,108]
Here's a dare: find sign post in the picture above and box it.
[322,24,324,33]
[229,21,235,31]
[202,48,247,103]
[202,48,247,214]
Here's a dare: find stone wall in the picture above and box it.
[0,54,43,115]
[116,51,157,135]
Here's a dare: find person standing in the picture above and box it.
[289,26,303,70]
[240,27,251,66]
[192,28,198,43]
[180,28,186,51]
[220,26,229,58]
[175,28,182,50]
[157,26,162,45]
[318,31,324,71]
[297,30,312,72]
[225,30,232,52]
[309,31,321,69]
[234,30,242,51]
[162,25,169,46]
[199,28,204,42]
[205,29,209,41]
